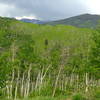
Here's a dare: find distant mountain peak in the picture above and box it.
[46,13,100,28]
[19,18,48,24]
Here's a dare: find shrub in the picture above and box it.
[72,93,86,100]
[94,90,100,100]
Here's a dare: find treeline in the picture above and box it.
[0,17,100,100]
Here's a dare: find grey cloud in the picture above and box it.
[0,0,90,20]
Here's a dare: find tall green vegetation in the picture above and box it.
[0,17,100,100]
[90,29,100,79]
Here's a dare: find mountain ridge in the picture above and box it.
[1,13,100,28]
[46,14,100,28]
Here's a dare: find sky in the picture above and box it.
[0,0,100,20]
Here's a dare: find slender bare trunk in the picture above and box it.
[52,65,63,97]
[85,73,89,92]
[26,64,32,97]
[14,70,20,100]
[10,70,15,98]
[6,82,10,99]
[21,72,25,97]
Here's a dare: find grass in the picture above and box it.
[1,96,68,100]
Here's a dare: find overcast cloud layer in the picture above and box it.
[0,0,98,20]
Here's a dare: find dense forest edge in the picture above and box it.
[0,17,100,100]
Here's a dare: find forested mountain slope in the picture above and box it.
[46,14,100,28]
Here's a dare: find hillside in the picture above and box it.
[46,14,100,28]
[0,17,100,100]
